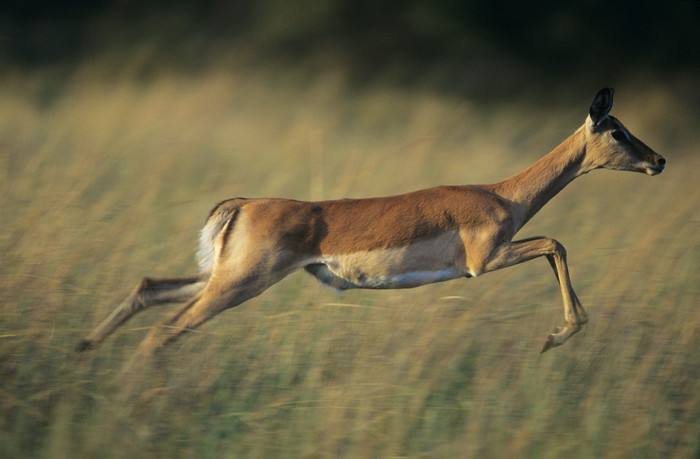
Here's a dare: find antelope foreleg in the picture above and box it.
[541,247,587,352]
[483,237,587,352]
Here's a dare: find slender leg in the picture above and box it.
[77,272,210,352]
[132,266,298,356]
[483,237,588,352]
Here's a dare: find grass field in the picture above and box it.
[1,58,699,457]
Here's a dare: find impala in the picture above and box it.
[77,88,665,355]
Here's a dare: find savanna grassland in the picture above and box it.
[1,53,699,458]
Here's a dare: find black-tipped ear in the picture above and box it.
[589,88,614,125]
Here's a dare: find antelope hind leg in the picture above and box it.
[77,273,209,352]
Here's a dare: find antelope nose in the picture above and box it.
[658,156,666,166]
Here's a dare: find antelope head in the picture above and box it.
[585,88,666,176]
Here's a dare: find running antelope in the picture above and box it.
[77,88,665,355]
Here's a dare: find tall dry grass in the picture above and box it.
[1,58,699,457]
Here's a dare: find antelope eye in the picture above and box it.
[612,130,627,141]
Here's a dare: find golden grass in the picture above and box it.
[1,60,699,457]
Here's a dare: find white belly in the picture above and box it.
[305,233,467,290]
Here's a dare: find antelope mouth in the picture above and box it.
[645,164,665,176]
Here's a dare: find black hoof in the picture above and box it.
[541,337,555,353]
[75,340,93,352]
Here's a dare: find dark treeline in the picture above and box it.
[1,0,698,80]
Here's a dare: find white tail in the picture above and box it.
[196,199,242,272]
[78,88,665,355]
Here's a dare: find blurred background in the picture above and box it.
[3,1,700,94]
[1,1,699,457]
